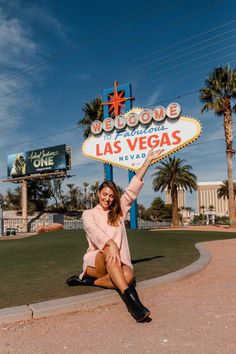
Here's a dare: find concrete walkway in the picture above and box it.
[152,225,236,233]
[0,238,235,354]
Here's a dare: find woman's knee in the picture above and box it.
[102,246,110,256]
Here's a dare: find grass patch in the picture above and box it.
[0,229,235,309]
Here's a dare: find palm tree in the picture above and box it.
[83,182,89,208]
[66,183,81,210]
[116,185,124,196]
[199,66,236,227]
[77,96,112,179]
[49,178,65,210]
[78,97,103,138]
[152,156,197,226]
[90,181,99,207]
[217,180,236,199]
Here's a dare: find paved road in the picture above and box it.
[0,239,236,354]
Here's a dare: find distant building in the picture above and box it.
[165,188,186,208]
[164,181,235,218]
[197,182,229,216]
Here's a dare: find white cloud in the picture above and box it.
[23,5,74,48]
[0,3,72,171]
[0,1,81,181]
[0,10,39,148]
[0,8,37,68]
[0,6,40,186]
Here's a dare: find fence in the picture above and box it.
[1,218,28,234]
[64,219,83,229]
[0,218,48,234]
[59,219,171,230]
[138,219,172,229]
[1,217,231,236]
[0,217,172,235]
[5,217,231,234]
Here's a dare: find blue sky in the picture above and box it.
[0,0,235,210]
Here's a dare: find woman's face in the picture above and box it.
[98,186,115,210]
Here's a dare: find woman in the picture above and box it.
[67,148,164,322]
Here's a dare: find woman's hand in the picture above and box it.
[145,148,165,164]
[136,148,165,181]
[105,240,121,267]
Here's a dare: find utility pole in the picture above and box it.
[22,179,28,233]
[0,197,4,236]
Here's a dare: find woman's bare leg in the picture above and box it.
[86,250,134,293]
[106,262,128,293]
[87,249,127,292]
[86,266,115,288]
[95,274,115,288]
[122,265,134,285]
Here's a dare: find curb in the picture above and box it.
[0,242,211,325]
[0,305,32,324]
[137,243,211,289]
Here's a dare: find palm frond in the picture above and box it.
[78,97,104,138]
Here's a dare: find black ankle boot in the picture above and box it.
[66,275,95,286]
[122,285,150,322]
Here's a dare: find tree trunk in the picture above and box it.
[224,99,236,227]
[171,187,179,226]
[51,192,59,210]
[226,151,236,227]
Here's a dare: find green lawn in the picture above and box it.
[0,229,235,309]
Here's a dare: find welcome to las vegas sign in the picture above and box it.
[82,102,202,171]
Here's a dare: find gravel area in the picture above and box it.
[0,238,235,354]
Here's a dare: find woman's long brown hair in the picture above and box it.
[98,181,123,226]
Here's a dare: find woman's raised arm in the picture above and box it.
[120,148,165,217]
[136,148,165,181]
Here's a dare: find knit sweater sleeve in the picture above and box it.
[120,175,144,218]
[82,210,110,251]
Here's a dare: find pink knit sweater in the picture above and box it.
[80,175,144,279]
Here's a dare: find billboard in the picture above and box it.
[82,104,202,171]
[7,144,69,178]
